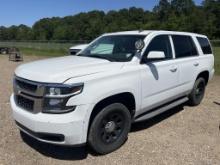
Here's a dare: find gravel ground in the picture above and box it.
[0,55,220,165]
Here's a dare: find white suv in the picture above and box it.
[69,44,88,55]
[11,31,214,154]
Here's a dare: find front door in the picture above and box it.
[137,35,179,116]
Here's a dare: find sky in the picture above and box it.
[0,0,203,27]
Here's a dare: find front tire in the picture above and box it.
[88,103,131,155]
[188,77,206,106]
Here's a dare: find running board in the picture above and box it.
[134,97,189,122]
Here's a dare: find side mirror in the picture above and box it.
[147,51,165,59]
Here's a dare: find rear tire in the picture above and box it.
[188,77,206,106]
[88,103,131,155]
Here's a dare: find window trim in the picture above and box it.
[141,34,174,64]
[171,35,199,59]
[169,35,176,59]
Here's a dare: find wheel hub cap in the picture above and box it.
[105,121,116,133]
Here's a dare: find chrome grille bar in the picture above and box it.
[13,76,45,113]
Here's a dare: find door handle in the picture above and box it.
[194,62,199,67]
[170,67,177,72]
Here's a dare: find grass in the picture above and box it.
[214,47,220,75]
[0,41,76,57]
[20,47,67,57]
[0,41,74,50]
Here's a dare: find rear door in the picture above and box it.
[171,35,200,94]
[196,36,215,80]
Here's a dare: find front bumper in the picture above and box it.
[210,68,215,80]
[10,94,93,146]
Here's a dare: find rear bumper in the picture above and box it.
[10,94,94,146]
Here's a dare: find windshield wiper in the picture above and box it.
[78,54,116,62]
[77,53,86,56]
[90,55,114,61]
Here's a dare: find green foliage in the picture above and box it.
[212,40,220,47]
[0,24,33,40]
[0,0,220,41]
[214,47,220,75]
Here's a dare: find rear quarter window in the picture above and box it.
[172,35,198,58]
[197,37,212,54]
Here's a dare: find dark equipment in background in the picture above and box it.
[8,47,23,62]
[0,47,10,54]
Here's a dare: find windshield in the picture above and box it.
[79,35,146,62]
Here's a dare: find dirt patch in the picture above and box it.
[0,55,220,165]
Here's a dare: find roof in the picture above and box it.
[104,30,154,36]
[104,30,207,38]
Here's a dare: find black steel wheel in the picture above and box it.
[100,111,125,144]
[188,77,206,106]
[88,103,131,155]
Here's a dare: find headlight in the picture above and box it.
[42,83,84,114]
[45,83,84,98]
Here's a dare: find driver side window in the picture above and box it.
[144,35,173,60]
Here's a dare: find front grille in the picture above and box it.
[13,77,45,113]
[15,79,38,92]
[16,95,34,111]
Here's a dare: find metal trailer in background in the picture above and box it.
[0,47,23,62]
[8,47,23,62]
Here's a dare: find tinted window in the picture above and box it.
[144,35,172,59]
[197,37,212,54]
[172,35,198,58]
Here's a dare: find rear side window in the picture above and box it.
[172,35,198,58]
[197,37,212,54]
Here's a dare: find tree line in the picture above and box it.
[0,0,219,41]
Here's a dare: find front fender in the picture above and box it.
[65,66,142,112]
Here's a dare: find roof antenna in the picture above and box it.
[138,29,143,33]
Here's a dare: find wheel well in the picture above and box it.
[89,92,136,127]
[197,71,209,85]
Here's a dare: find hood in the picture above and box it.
[15,56,124,83]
